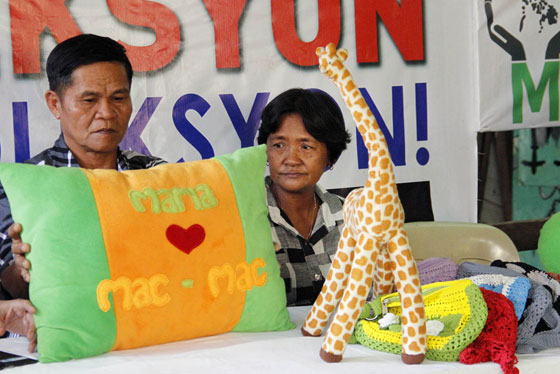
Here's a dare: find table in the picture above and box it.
[0,306,558,373]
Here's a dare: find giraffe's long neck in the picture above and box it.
[335,68,396,193]
[335,68,388,156]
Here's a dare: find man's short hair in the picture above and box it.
[46,34,133,95]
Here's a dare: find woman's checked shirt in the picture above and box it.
[265,176,345,306]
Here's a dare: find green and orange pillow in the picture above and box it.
[0,145,294,363]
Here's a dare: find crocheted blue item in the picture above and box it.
[469,274,531,320]
[491,260,560,306]
[458,261,560,353]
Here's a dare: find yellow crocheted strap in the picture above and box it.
[381,279,474,307]
[358,280,486,358]
[360,319,402,345]
[359,317,454,349]
[437,283,488,352]
[383,279,475,344]
[426,334,452,348]
[424,280,473,321]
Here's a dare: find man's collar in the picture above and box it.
[53,133,69,149]
[56,133,124,170]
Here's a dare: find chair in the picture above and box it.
[404,221,520,265]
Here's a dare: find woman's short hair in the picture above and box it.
[257,88,351,165]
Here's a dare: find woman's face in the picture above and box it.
[266,113,329,195]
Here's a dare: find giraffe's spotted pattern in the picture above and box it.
[301,44,426,364]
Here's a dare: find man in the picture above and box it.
[0,34,165,305]
[0,299,35,352]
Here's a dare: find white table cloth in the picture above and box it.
[0,306,558,373]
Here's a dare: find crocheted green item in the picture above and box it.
[437,314,463,337]
[354,279,488,362]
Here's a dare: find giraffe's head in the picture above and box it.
[316,43,348,81]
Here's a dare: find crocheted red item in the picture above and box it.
[459,288,518,374]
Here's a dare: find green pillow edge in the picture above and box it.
[0,164,116,362]
[215,145,294,332]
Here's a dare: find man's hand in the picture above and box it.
[8,223,31,283]
[0,223,31,299]
[24,311,37,353]
[0,299,36,353]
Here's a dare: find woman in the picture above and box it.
[257,88,351,306]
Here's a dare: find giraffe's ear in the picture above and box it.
[337,48,349,62]
[326,43,337,54]
[316,46,325,56]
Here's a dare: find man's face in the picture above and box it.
[46,61,132,156]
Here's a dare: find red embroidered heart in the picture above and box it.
[166,224,205,254]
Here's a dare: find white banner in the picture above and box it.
[0,0,477,222]
[478,0,560,131]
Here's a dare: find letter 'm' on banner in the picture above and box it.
[512,61,560,124]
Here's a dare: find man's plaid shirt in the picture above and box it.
[0,134,165,299]
[266,176,345,306]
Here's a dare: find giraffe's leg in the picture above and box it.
[386,229,426,364]
[302,225,356,337]
[373,248,395,296]
[319,234,378,362]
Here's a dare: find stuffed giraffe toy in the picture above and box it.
[301,43,426,364]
